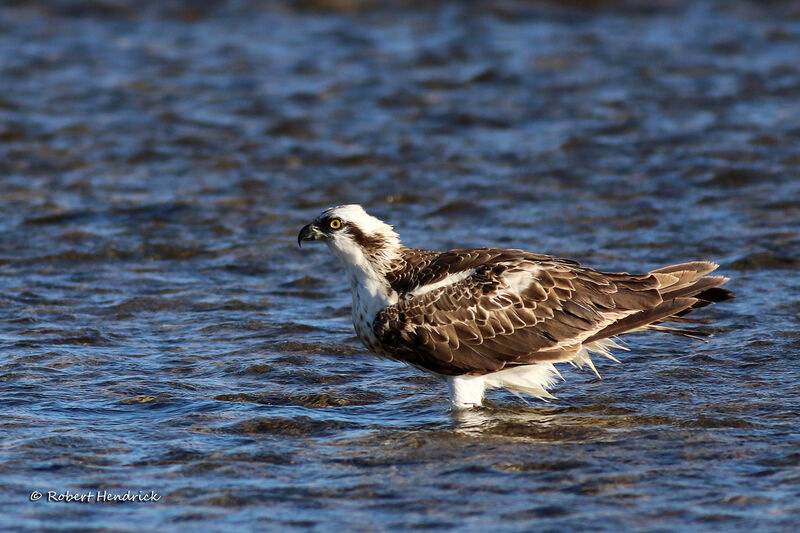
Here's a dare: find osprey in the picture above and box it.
[298,204,732,408]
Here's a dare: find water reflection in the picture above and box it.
[450,405,497,435]
[451,403,611,442]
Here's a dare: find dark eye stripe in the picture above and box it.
[345,224,386,251]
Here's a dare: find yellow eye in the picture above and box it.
[329,218,342,230]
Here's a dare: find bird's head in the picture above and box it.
[298,204,401,272]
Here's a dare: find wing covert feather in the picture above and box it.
[373,252,662,376]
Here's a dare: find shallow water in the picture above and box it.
[1,1,799,531]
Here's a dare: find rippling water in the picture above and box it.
[2,1,799,531]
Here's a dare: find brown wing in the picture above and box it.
[385,247,577,294]
[373,252,664,376]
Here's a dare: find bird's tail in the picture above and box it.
[585,261,733,343]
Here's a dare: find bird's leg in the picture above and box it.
[447,375,486,409]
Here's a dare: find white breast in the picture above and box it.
[347,267,397,356]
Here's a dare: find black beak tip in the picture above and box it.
[298,224,314,247]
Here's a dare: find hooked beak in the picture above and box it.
[297,223,323,247]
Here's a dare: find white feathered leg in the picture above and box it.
[447,346,622,408]
[448,364,564,408]
[447,375,487,408]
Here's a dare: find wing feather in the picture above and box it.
[373,250,663,375]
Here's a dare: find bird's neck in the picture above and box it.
[344,257,390,296]
[327,239,399,296]
[336,247,401,326]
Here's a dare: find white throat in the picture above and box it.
[326,238,398,308]
[326,237,399,356]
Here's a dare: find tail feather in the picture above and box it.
[659,275,729,301]
[693,286,734,304]
[586,261,732,343]
[585,297,698,343]
[652,261,719,277]
[646,324,713,342]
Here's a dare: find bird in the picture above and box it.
[297,204,733,409]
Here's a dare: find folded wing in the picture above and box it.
[373,252,730,376]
